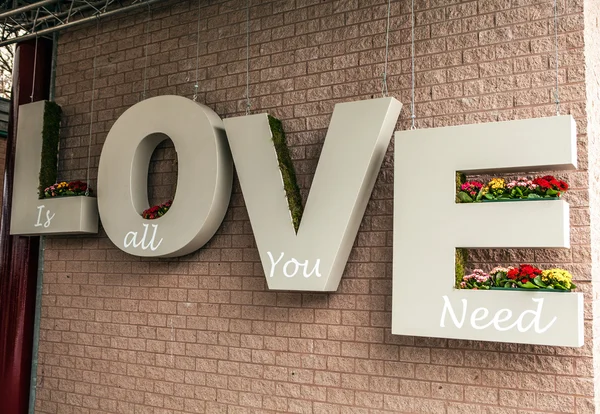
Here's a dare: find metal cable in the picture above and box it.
[30,35,38,102]
[553,0,560,115]
[410,0,416,129]
[85,19,99,196]
[141,4,151,100]
[381,0,391,97]
[245,0,251,114]
[193,0,201,101]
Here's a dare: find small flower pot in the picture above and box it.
[482,198,560,203]
[489,286,569,292]
[11,195,98,235]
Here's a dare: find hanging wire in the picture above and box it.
[85,19,100,196]
[553,0,560,116]
[245,0,251,114]
[193,0,201,101]
[381,0,391,97]
[30,35,39,102]
[410,0,416,129]
[141,4,152,101]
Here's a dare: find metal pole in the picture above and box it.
[23,0,113,30]
[0,0,60,20]
[0,0,165,48]
[27,28,58,414]
[0,36,51,414]
[27,235,44,414]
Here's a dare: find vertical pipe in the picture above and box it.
[27,236,44,414]
[28,31,58,414]
[0,37,52,414]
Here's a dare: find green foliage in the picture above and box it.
[455,248,467,288]
[38,101,62,198]
[456,192,473,203]
[269,115,303,232]
[455,172,467,287]
[455,171,466,202]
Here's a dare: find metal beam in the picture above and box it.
[0,0,60,20]
[0,0,165,48]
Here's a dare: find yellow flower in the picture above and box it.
[541,268,574,289]
[489,178,505,190]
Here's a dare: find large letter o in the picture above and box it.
[97,96,232,257]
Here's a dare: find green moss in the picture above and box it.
[268,115,303,233]
[455,171,466,203]
[38,101,62,198]
[455,171,467,287]
[455,248,467,288]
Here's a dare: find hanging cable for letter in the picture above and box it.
[245,0,251,114]
[553,0,560,116]
[85,19,100,196]
[30,35,39,102]
[193,0,201,101]
[142,4,151,101]
[30,6,41,102]
[410,0,416,129]
[381,0,391,97]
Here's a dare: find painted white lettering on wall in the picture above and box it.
[267,251,322,278]
[124,223,163,251]
[440,296,557,334]
[34,205,55,228]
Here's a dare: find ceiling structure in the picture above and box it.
[0,0,164,48]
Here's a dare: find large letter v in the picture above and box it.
[224,98,401,291]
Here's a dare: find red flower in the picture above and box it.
[558,180,569,191]
[511,264,542,282]
[533,178,551,189]
[142,200,173,220]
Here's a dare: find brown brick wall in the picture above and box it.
[36,0,597,413]
[582,0,600,409]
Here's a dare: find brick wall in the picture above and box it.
[36,0,597,413]
[582,0,600,409]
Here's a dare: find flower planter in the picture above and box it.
[11,195,98,236]
[482,198,561,203]
[490,286,569,292]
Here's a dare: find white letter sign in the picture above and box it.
[10,94,585,347]
[225,98,402,290]
[392,116,583,346]
[10,101,98,235]
[97,96,232,257]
